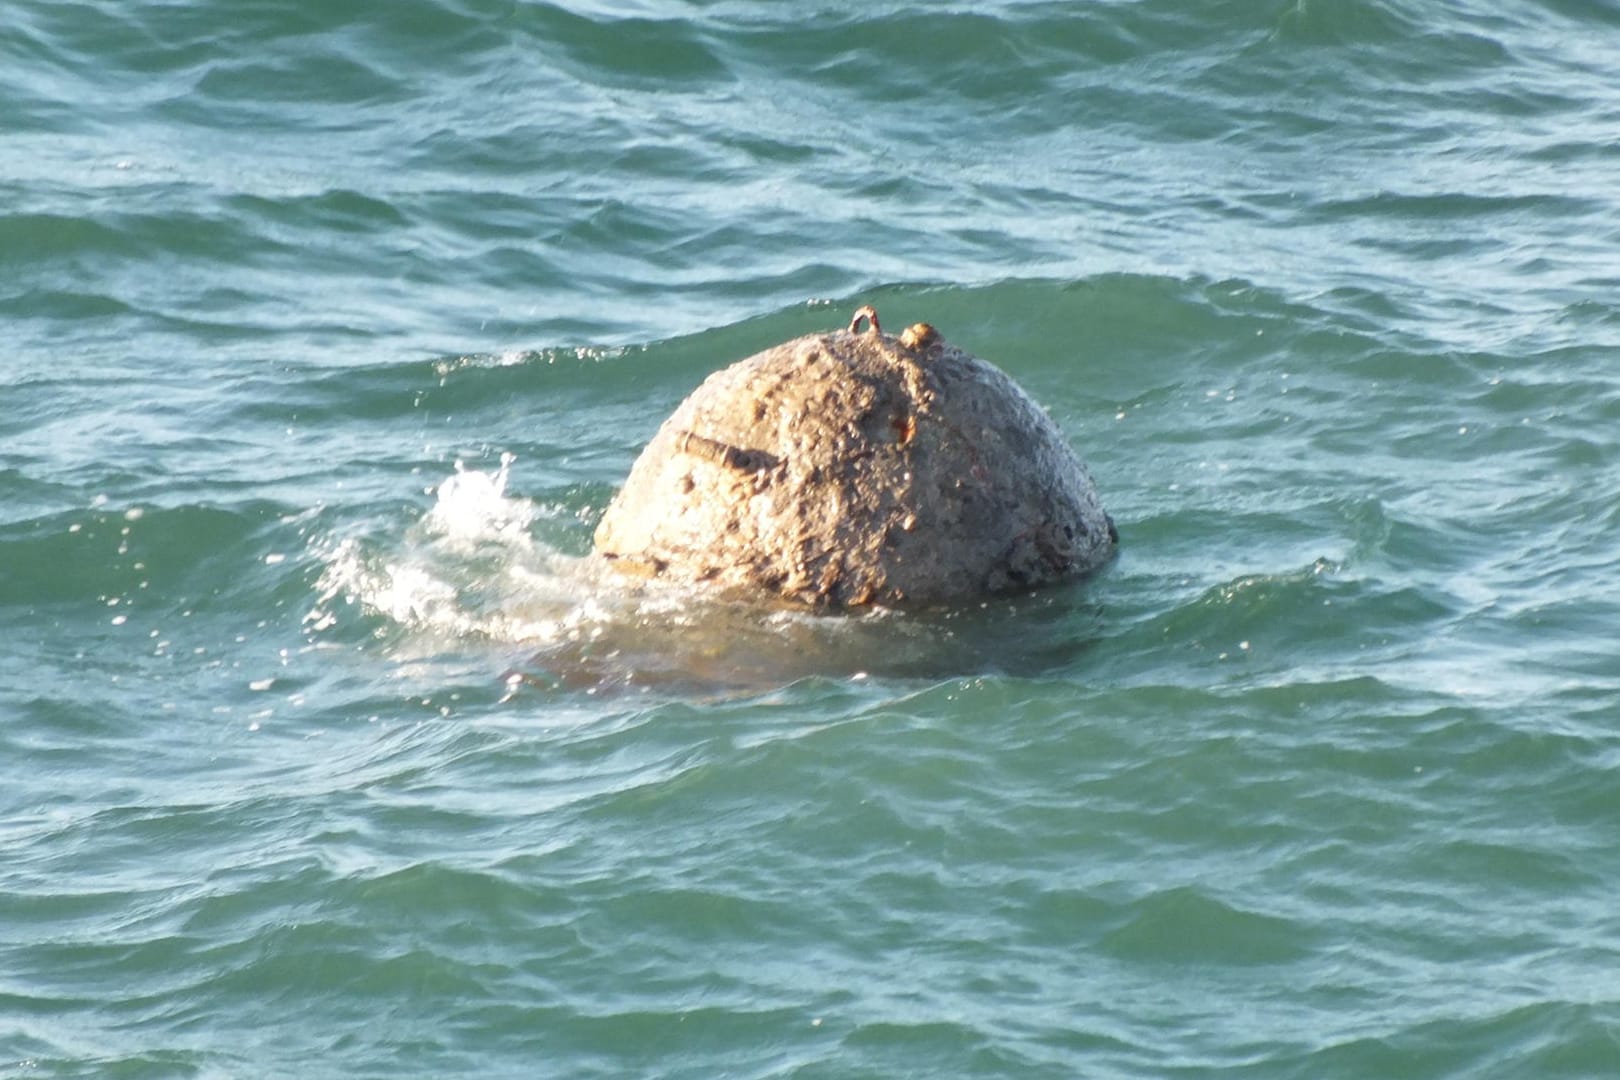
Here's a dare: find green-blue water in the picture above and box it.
[5,1,1620,1076]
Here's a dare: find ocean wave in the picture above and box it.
[8,1,1620,1075]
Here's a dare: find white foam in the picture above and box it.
[423,453,536,548]
[301,456,979,689]
[306,455,602,648]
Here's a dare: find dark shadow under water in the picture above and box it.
[518,577,1111,697]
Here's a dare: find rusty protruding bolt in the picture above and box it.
[899,322,938,350]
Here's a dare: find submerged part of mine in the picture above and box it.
[592,306,1116,608]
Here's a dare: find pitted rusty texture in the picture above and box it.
[593,308,1116,607]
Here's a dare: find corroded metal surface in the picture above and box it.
[593,308,1115,607]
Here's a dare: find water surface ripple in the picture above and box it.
[5,1,1620,1077]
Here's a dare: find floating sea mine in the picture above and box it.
[593,306,1116,608]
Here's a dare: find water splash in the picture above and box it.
[422,453,534,547]
[305,454,590,645]
[304,456,1104,692]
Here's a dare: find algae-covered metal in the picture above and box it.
[593,306,1115,607]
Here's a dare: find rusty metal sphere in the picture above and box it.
[592,307,1116,608]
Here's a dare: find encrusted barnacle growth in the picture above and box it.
[592,306,1115,608]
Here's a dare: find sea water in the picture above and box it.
[4,2,1620,1076]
